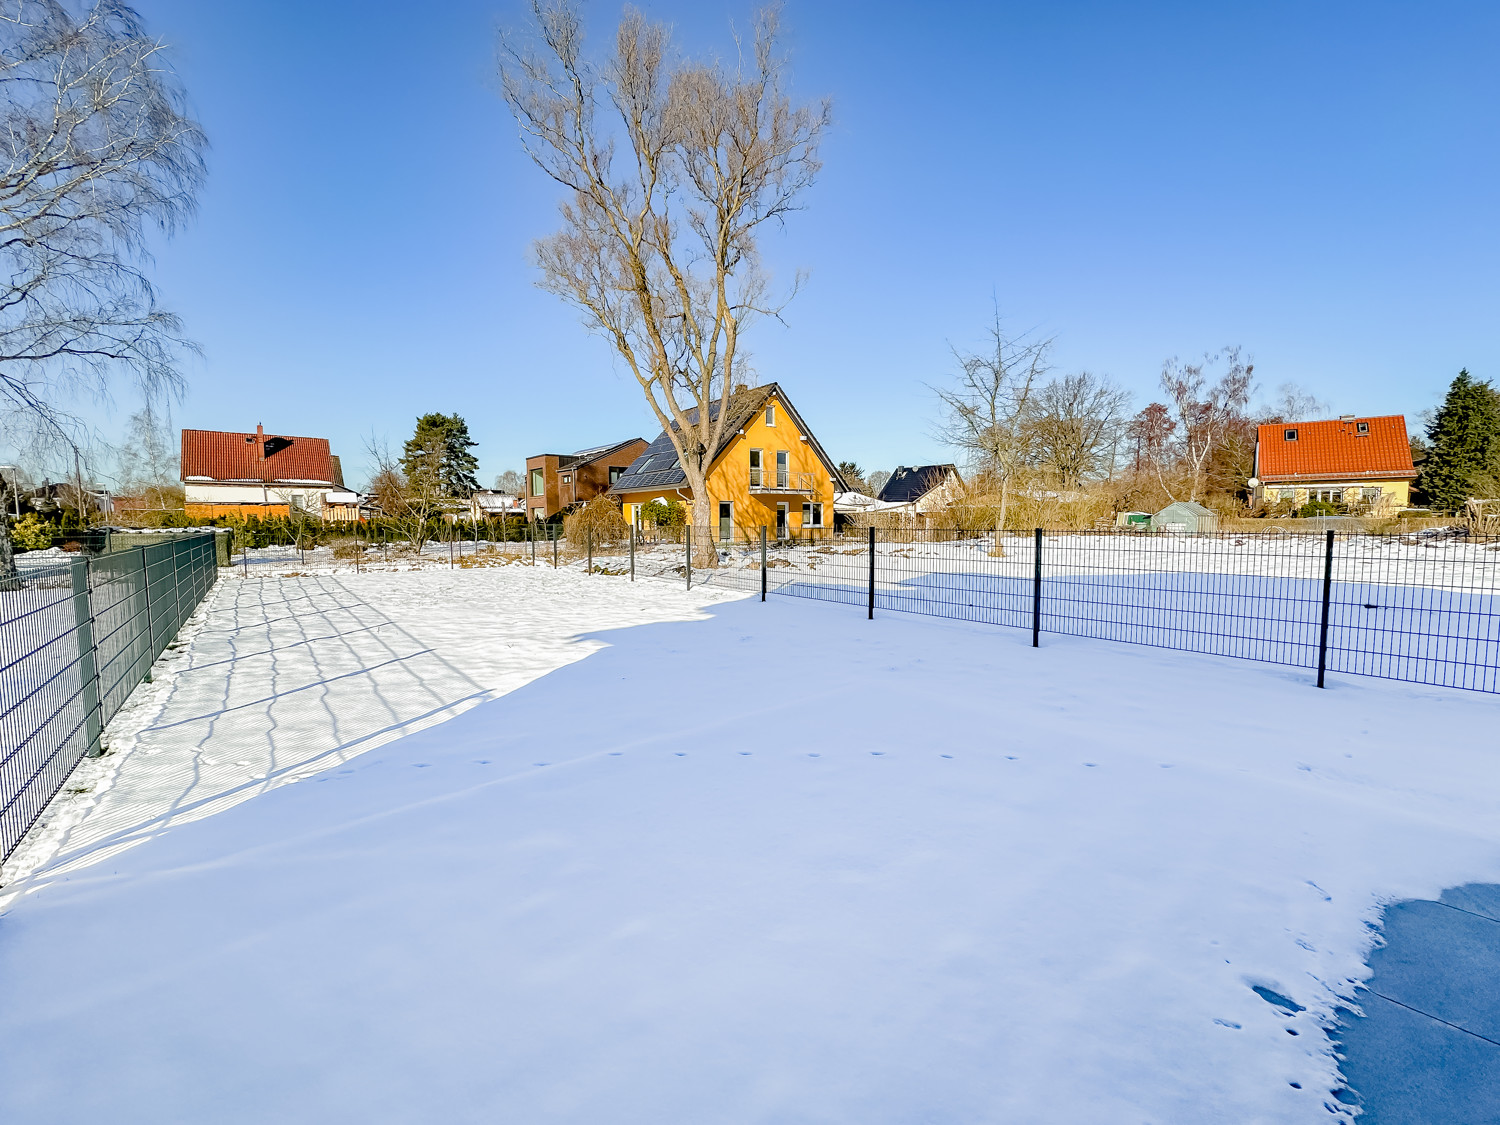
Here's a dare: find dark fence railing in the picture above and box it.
[604,526,1500,696]
[1,532,223,863]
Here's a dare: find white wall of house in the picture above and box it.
[185,482,336,509]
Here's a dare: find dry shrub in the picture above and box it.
[332,539,366,559]
[563,495,629,547]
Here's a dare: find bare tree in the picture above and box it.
[494,469,525,494]
[1030,371,1131,488]
[1133,348,1254,503]
[865,468,890,497]
[933,310,1052,529]
[1263,382,1328,423]
[365,433,446,553]
[0,0,204,577]
[114,404,181,517]
[498,2,828,563]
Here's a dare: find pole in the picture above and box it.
[761,525,767,602]
[140,545,155,681]
[70,556,103,757]
[868,526,876,619]
[630,526,636,581]
[1032,527,1043,648]
[685,525,692,591]
[1316,529,1335,688]
[587,528,593,575]
[552,526,558,569]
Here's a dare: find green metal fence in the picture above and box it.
[1,531,225,863]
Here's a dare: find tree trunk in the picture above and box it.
[689,491,717,568]
[998,474,1011,532]
[0,523,20,592]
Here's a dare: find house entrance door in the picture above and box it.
[775,503,788,539]
[719,502,732,541]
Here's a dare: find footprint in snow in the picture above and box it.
[1005,755,1018,761]
[675,752,686,757]
[738,751,752,756]
[941,754,953,759]
[870,751,884,756]
[1213,1019,1241,1029]
[808,753,821,758]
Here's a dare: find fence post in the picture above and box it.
[1032,528,1043,648]
[685,526,692,591]
[761,525,767,601]
[587,528,593,575]
[141,545,155,681]
[69,556,104,758]
[630,526,636,581]
[552,526,558,569]
[1316,529,1335,688]
[868,525,876,619]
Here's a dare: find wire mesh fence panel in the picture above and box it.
[0,532,222,862]
[0,560,89,865]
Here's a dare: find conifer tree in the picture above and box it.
[1417,370,1500,511]
[400,413,480,499]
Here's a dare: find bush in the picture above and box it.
[639,498,686,530]
[563,495,630,546]
[10,512,55,551]
[1297,500,1339,518]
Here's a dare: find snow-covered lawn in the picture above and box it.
[1,565,1498,1123]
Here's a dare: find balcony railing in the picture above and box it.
[748,469,816,495]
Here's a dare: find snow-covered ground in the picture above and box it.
[1,561,738,888]
[2,564,1498,1123]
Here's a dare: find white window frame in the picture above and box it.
[530,469,544,497]
[765,403,776,427]
[801,501,823,528]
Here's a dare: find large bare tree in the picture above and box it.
[498,2,828,561]
[933,310,1052,529]
[1030,371,1130,488]
[0,0,204,578]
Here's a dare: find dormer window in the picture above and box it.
[1356,421,1369,435]
[1283,428,1298,441]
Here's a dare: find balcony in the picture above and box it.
[748,469,817,495]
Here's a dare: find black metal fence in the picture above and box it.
[610,526,1500,695]
[1,533,222,862]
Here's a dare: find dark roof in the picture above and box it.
[1255,416,1416,482]
[610,385,781,494]
[877,464,960,504]
[181,427,335,484]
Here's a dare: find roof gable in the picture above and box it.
[1256,416,1415,482]
[181,427,335,484]
[877,465,960,504]
[611,383,846,495]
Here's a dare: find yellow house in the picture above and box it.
[611,383,847,542]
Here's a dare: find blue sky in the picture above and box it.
[50,0,1500,487]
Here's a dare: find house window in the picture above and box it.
[530,469,544,496]
[765,404,776,427]
[802,502,823,528]
[1356,421,1370,435]
[748,448,762,486]
[609,466,625,484]
[1278,489,1296,501]
[1284,428,1298,441]
[719,501,733,541]
[775,450,788,488]
[561,474,571,485]
[1362,487,1382,504]
[1310,488,1340,504]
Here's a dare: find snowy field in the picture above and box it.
[2,563,1498,1123]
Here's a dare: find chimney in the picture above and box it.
[256,423,266,461]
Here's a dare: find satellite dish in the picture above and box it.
[1247,477,1260,488]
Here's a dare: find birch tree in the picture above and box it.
[498,1,828,563]
[0,0,204,578]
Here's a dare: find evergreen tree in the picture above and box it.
[400,413,480,498]
[1417,370,1500,511]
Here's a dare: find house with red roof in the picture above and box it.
[1251,415,1417,513]
[181,425,355,520]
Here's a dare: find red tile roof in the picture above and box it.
[1255,415,1416,483]
[181,426,336,484]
